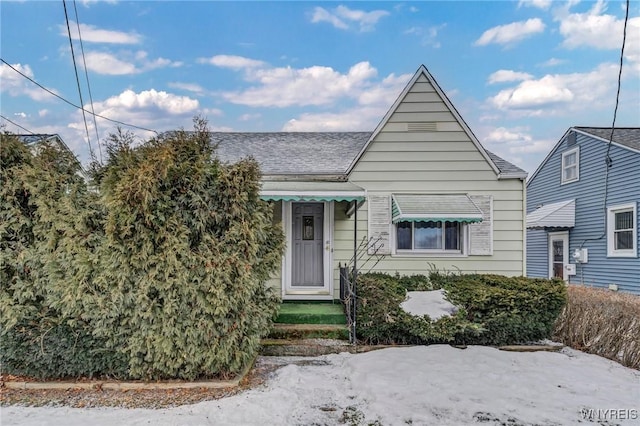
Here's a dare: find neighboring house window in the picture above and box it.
[396,221,462,252]
[561,147,579,184]
[607,203,637,257]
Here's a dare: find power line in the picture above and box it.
[73,0,102,163]
[0,58,159,134]
[63,0,94,160]
[578,0,630,254]
[0,114,37,134]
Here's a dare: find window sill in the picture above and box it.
[607,252,637,258]
[560,179,579,185]
[393,251,468,258]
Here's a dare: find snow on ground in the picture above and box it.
[400,289,457,320]
[2,346,639,425]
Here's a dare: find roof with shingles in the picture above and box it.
[212,132,371,175]
[212,132,523,177]
[574,127,640,151]
[485,150,527,176]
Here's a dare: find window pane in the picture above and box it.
[615,211,633,230]
[615,230,633,250]
[445,222,460,250]
[397,221,412,250]
[564,152,576,166]
[414,221,442,249]
[564,165,576,181]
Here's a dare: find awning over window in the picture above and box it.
[260,181,366,202]
[526,199,575,229]
[391,194,484,223]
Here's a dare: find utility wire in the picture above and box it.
[73,0,103,163]
[0,59,159,134]
[578,0,629,253]
[0,114,37,134]
[63,0,94,160]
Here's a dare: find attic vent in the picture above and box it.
[407,122,437,132]
[567,131,577,147]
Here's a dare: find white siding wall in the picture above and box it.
[331,74,525,297]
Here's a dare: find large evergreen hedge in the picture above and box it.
[0,120,284,380]
[356,272,566,346]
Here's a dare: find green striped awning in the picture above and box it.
[391,194,483,223]
[260,181,366,202]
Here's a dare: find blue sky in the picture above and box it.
[1,0,638,173]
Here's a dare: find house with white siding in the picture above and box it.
[526,127,640,294]
[215,65,528,300]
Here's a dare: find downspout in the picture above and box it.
[522,177,527,276]
[352,200,358,345]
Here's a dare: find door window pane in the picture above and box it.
[553,240,564,262]
[302,216,314,240]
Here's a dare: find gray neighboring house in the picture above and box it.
[17,133,86,177]
[214,65,528,301]
[526,127,640,294]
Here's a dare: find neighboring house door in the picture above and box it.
[548,232,569,280]
[291,202,325,288]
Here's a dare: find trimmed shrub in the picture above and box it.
[356,272,566,346]
[437,273,567,345]
[554,285,640,370]
[355,273,481,345]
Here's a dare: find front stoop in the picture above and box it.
[260,338,352,356]
[268,323,349,340]
[262,302,350,356]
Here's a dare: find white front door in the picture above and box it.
[283,201,333,299]
[548,232,569,280]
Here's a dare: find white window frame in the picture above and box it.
[561,147,580,184]
[607,203,637,258]
[394,220,467,256]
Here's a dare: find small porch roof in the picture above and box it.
[260,181,366,202]
[391,194,483,223]
[526,199,575,229]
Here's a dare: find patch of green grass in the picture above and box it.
[275,303,347,325]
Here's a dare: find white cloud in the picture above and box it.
[92,89,199,118]
[404,24,446,48]
[0,63,58,101]
[62,22,141,44]
[282,72,411,131]
[481,126,556,172]
[83,50,181,75]
[168,82,206,95]
[197,55,266,69]
[488,70,534,84]
[311,5,389,32]
[38,109,49,117]
[221,61,381,108]
[538,58,567,67]
[557,0,640,67]
[488,63,619,115]
[518,0,551,10]
[475,18,545,47]
[283,107,382,132]
[238,113,261,122]
[14,112,27,118]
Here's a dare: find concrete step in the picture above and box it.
[268,323,349,340]
[260,338,353,356]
